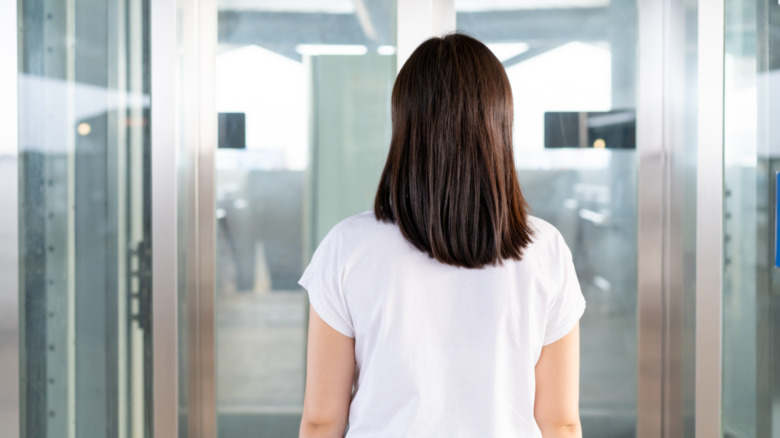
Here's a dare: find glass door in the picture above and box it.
[204,1,697,437]
[213,1,396,436]
[455,1,639,436]
[722,0,780,436]
[17,1,153,436]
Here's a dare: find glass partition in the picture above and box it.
[17,0,153,436]
[722,0,780,436]
[456,1,639,436]
[214,1,396,436]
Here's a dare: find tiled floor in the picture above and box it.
[217,290,307,411]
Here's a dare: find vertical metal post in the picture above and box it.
[193,0,218,435]
[696,0,724,436]
[151,0,179,436]
[0,0,20,435]
[636,0,665,436]
[396,0,455,71]
[664,1,700,436]
[175,0,217,434]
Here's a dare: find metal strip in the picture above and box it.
[151,0,179,436]
[176,0,217,434]
[194,0,218,435]
[696,0,724,436]
[0,0,20,435]
[664,0,698,436]
[396,0,455,71]
[636,0,666,436]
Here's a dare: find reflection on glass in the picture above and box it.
[722,0,780,436]
[456,1,638,436]
[215,1,396,436]
[17,1,152,436]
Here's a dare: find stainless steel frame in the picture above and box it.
[152,0,179,436]
[696,0,725,436]
[637,0,666,435]
[664,1,699,436]
[638,1,710,436]
[162,0,218,435]
[190,0,218,435]
[0,0,20,436]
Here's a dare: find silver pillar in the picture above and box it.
[0,0,20,435]
[184,0,218,435]
[696,0,725,436]
[637,0,665,435]
[151,0,179,437]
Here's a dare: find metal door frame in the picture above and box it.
[636,0,666,434]
[178,0,218,436]
[696,0,725,437]
[0,0,20,435]
[152,0,219,436]
[151,0,179,436]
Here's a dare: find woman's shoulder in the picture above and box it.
[527,215,559,239]
[330,210,383,232]
[526,215,570,257]
[321,210,394,243]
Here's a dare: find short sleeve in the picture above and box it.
[542,230,586,346]
[298,226,355,338]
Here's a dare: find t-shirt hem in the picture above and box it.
[542,298,586,346]
[298,278,356,339]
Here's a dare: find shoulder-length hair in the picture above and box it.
[374,33,534,269]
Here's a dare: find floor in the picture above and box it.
[217,290,307,411]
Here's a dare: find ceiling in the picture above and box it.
[456,0,608,10]
[218,0,609,13]
[218,0,355,13]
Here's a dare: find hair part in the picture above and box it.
[374,33,534,269]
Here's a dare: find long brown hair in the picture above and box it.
[374,33,534,269]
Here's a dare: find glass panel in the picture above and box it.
[214,1,396,436]
[455,1,639,436]
[17,1,152,437]
[722,0,780,436]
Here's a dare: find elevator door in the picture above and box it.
[213,1,638,437]
[16,0,154,436]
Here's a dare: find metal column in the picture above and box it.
[0,0,20,435]
[151,0,179,437]
[187,0,218,435]
[174,0,218,435]
[637,0,666,435]
[696,0,725,436]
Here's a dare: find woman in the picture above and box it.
[298,34,586,438]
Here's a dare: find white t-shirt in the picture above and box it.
[299,210,586,438]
